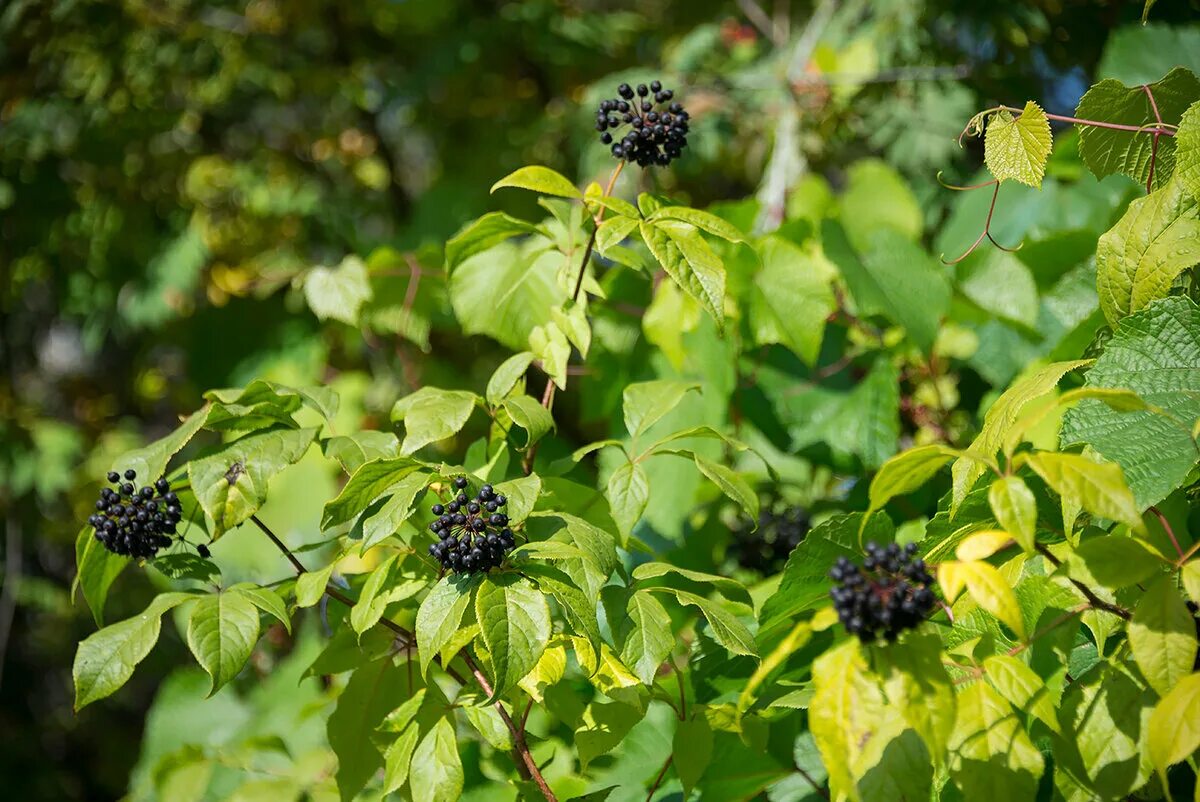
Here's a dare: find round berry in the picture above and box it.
[432,504,445,516]
[124,469,137,481]
[650,79,662,92]
[107,471,120,484]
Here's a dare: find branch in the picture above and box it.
[1142,84,1164,193]
[645,755,674,801]
[249,515,559,801]
[1035,543,1132,620]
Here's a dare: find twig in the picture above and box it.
[249,515,558,801]
[997,105,1177,136]
[1036,544,1131,620]
[941,181,1021,265]
[796,766,831,800]
[1149,506,1184,560]
[1142,84,1164,193]
[645,755,674,801]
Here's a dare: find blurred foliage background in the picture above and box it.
[3,0,1200,799]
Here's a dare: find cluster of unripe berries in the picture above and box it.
[829,542,936,643]
[595,80,690,167]
[730,504,810,572]
[87,469,183,558]
[427,476,515,574]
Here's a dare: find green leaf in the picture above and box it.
[809,641,887,798]
[1177,100,1200,202]
[1075,67,1200,190]
[614,589,674,684]
[984,101,1053,187]
[493,474,541,524]
[233,584,291,634]
[605,459,649,540]
[674,715,715,797]
[350,557,424,635]
[792,356,901,469]
[595,215,641,254]
[416,574,480,676]
[1026,451,1145,534]
[186,589,261,695]
[866,444,959,523]
[322,456,425,529]
[188,427,317,534]
[748,235,836,366]
[392,387,478,455]
[576,700,644,771]
[640,219,726,330]
[381,725,420,795]
[1097,172,1200,324]
[1061,297,1200,508]
[322,431,401,474]
[632,562,751,605]
[114,406,209,484]
[647,206,747,242]
[1128,576,1197,696]
[520,563,602,656]
[445,212,539,271]
[882,633,957,760]
[1184,560,1200,604]
[361,471,429,551]
[1147,672,1200,786]
[503,395,555,448]
[621,379,700,440]
[409,718,464,802]
[529,320,570,390]
[485,351,535,406]
[449,243,566,352]
[691,452,759,521]
[958,249,1040,328]
[1069,535,1166,590]
[517,637,567,703]
[74,526,126,626]
[988,476,1038,553]
[304,255,372,325]
[952,360,1090,513]
[490,165,581,199]
[474,574,551,701]
[956,559,1026,638]
[650,587,756,656]
[982,654,1060,734]
[738,619,814,715]
[295,563,335,608]
[1058,662,1155,798]
[947,681,1043,801]
[151,553,220,583]
[73,592,193,710]
[839,159,923,251]
[327,657,413,802]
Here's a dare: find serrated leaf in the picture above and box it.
[614,589,673,685]
[151,553,220,583]
[361,471,429,551]
[792,356,901,469]
[1177,100,1200,202]
[485,351,535,406]
[1070,535,1166,590]
[409,718,463,802]
[692,452,759,522]
[866,444,958,523]
[445,212,539,271]
[1147,672,1200,786]
[490,165,581,199]
[233,584,291,634]
[596,215,641,253]
[1097,172,1200,324]
[955,530,1013,562]
[948,681,1043,800]
[1075,68,1200,190]
[474,574,551,701]
[517,639,567,703]
[321,456,425,529]
[985,102,1052,187]
[988,476,1038,553]
[381,725,420,795]
[983,654,1060,734]
[520,562,602,656]
[952,360,1091,513]
[883,633,957,760]
[188,427,317,534]
[1027,451,1145,534]
[1129,576,1197,696]
[493,474,541,524]
[605,459,649,539]
[640,219,726,330]
[957,559,1026,638]
[350,557,424,635]
[632,562,751,605]
[748,235,836,366]
[575,701,643,771]
[650,587,756,656]
[503,395,555,449]
[392,387,478,455]
[322,431,401,474]
[415,574,480,676]
[449,243,566,352]
[186,590,261,695]
[1059,662,1155,798]
[114,406,209,485]
[73,592,194,710]
[647,206,747,242]
[621,379,700,440]
[809,640,887,799]
[304,255,372,325]
[1061,296,1200,508]
[295,563,335,608]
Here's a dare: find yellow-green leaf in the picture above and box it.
[984,102,1053,187]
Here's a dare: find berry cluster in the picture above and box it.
[730,504,810,572]
[87,469,183,558]
[595,80,690,167]
[829,542,936,643]
[427,476,515,574]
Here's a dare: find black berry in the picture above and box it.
[829,542,937,643]
[426,480,517,575]
[730,502,810,572]
[593,79,691,168]
[85,469,182,559]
